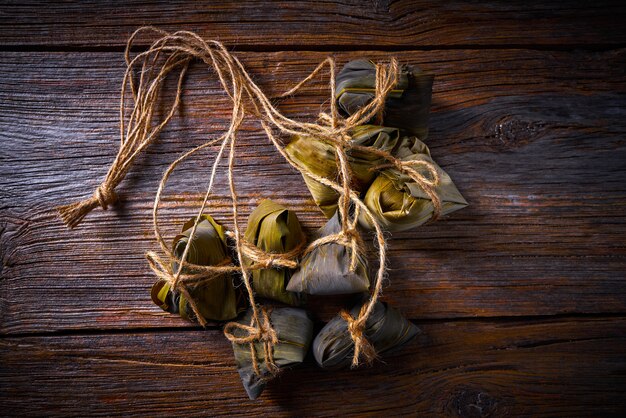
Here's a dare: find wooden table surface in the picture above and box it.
[1,1,626,416]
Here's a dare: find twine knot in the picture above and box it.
[258,253,294,269]
[342,227,360,242]
[340,306,377,368]
[224,307,280,375]
[338,131,352,144]
[343,227,365,272]
[145,250,237,327]
[302,225,364,273]
[228,233,305,270]
[369,156,442,222]
[224,308,278,345]
[397,160,441,222]
[94,184,118,210]
[56,183,119,228]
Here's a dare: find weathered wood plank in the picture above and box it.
[1,50,625,333]
[1,317,625,416]
[1,1,625,49]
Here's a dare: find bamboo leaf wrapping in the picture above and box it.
[243,199,304,305]
[313,300,419,370]
[231,307,314,399]
[150,215,238,322]
[336,59,434,139]
[359,136,468,232]
[285,125,399,217]
[287,211,369,295]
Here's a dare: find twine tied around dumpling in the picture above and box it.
[340,305,378,367]
[232,232,305,270]
[145,251,236,326]
[223,307,280,376]
[369,156,442,223]
[145,235,305,328]
[55,27,442,369]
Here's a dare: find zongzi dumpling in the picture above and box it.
[336,59,434,139]
[287,211,369,295]
[230,307,314,399]
[151,214,238,322]
[359,136,467,232]
[285,125,399,217]
[313,300,419,370]
[243,199,305,305]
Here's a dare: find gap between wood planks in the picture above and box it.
[2,312,625,339]
[1,43,626,53]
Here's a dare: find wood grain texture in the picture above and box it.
[1,1,626,49]
[2,2,626,415]
[1,49,626,334]
[1,317,625,416]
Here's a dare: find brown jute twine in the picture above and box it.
[55,27,441,370]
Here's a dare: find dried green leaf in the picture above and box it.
[287,211,369,295]
[285,125,399,217]
[150,214,238,322]
[243,199,305,305]
[313,300,419,370]
[231,307,314,399]
[359,136,468,232]
[336,59,434,139]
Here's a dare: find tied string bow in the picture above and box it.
[56,27,441,369]
[223,307,280,376]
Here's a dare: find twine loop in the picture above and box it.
[302,225,364,273]
[224,307,280,375]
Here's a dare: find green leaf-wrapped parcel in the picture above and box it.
[151,214,239,322]
[359,135,468,232]
[231,307,314,400]
[284,125,399,218]
[336,59,434,139]
[313,300,419,370]
[286,211,369,295]
[243,199,305,305]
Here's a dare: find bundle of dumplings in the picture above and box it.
[150,59,467,399]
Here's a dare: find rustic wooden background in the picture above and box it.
[1,1,626,416]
